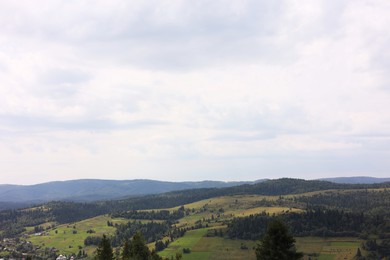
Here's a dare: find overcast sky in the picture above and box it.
[1,0,389,184]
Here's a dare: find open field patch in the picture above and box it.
[27,215,128,256]
[159,227,256,260]
[296,237,361,260]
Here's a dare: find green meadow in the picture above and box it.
[295,237,361,260]
[158,227,256,260]
[24,193,369,259]
[27,215,128,256]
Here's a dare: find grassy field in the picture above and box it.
[170,195,303,228]
[158,227,257,260]
[24,192,372,259]
[158,231,362,260]
[27,215,128,256]
[296,237,362,260]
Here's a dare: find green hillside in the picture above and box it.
[0,179,389,259]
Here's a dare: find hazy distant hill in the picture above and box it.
[320,176,390,184]
[0,179,256,204]
[1,176,387,207]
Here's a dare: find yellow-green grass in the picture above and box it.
[285,187,388,199]
[159,227,257,260]
[159,228,209,258]
[296,237,361,260]
[160,195,279,212]
[23,190,375,258]
[184,195,278,209]
[227,206,303,218]
[25,221,56,233]
[27,215,128,256]
[194,237,257,260]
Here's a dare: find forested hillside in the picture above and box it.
[1,178,389,240]
[0,179,254,204]
[1,178,390,259]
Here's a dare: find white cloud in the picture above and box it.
[0,0,389,184]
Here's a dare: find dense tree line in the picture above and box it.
[295,189,390,217]
[95,232,163,260]
[103,179,390,213]
[0,208,50,239]
[48,201,108,224]
[84,235,102,246]
[1,179,390,240]
[112,221,171,246]
[0,202,109,239]
[228,208,386,240]
[112,208,185,221]
[361,239,390,259]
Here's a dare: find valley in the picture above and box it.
[0,178,389,259]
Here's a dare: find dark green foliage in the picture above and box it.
[95,234,114,260]
[84,236,102,246]
[49,201,108,224]
[155,240,167,252]
[113,209,185,221]
[240,243,248,250]
[34,226,44,233]
[120,232,163,260]
[130,232,151,259]
[228,207,387,239]
[296,189,390,216]
[228,212,271,240]
[112,221,170,246]
[354,247,362,259]
[121,239,132,260]
[151,250,163,260]
[362,239,390,259]
[255,219,302,260]
[2,179,390,240]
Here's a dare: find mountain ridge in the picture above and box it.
[0,179,258,204]
[0,176,388,207]
[319,176,390,184]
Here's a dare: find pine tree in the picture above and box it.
[255,219,303,260]
[354,247,363,260]
[121,239,132,260]
[131,232,151,260]
[95,234,114,260]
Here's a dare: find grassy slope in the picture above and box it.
[27,215,128,256]
[25,190,377,259]
[158,227,257,260]
[296,237,361,260]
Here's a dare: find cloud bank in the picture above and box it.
[0,0,389,184]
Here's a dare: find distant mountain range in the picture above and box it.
[0,179,257,204]
[319,176,390,184]
[0,176,388,208]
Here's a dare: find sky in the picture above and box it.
[0,0,390,185]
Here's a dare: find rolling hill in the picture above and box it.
[1,176,389,206]
[320,176,390,184]
[0,179,256,204]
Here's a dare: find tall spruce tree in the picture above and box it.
[130,232,151,260]
[255,219,303,260]
[121,239,132,260]
[95,234,114,260]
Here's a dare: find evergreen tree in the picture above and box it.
[121,239,132,260]
[95,234,114,260]
[131,232,151,260]
[354,247,363,260]
[255,219,302,260]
